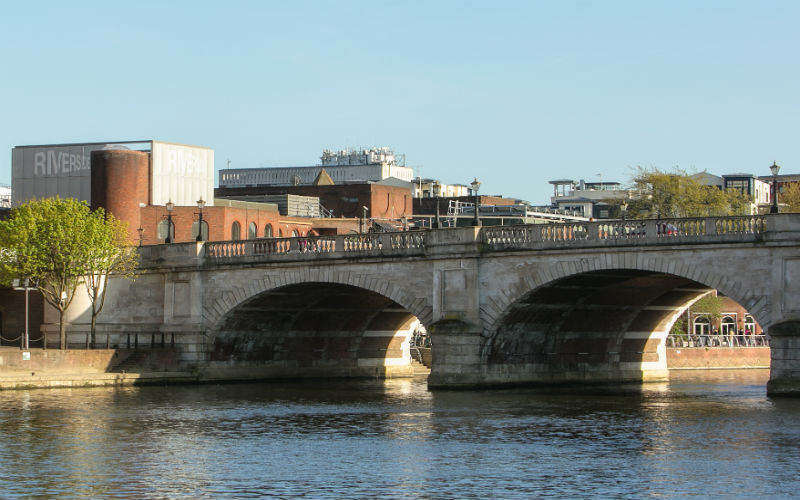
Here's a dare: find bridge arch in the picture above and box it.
[200,267,434,380]
[480,255,772,386]
[483,254,771,335]
[204,266,433,331]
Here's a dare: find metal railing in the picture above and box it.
[0,332,176,350]
[0,332,46,349]
[666,334,769,348]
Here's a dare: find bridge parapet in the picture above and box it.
[200,231,429,264]
[137,215,793,269]
[482,215,767,250]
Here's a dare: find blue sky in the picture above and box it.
[1,1,798,204]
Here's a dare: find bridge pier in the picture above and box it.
[426,321,484,389]
[767,321,800,396]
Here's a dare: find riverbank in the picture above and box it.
[0,347,193,390]
[0,346,771,391]
[0,370,199,390]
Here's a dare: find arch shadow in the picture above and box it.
[204,282,427,380]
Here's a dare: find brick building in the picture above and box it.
[10,140,364,246]
[215,181,413,221]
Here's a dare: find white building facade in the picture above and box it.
[219,147,414,187]
[11,140,214,208]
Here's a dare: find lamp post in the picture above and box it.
[360,206,369,233]
[165,199,174,243]
[770,161,781,214]
[137,226,144,247]
[12,278,32,351]
[470,178,481,227]
[196,197,206,242]
[620,200,628,221]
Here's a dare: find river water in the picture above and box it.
[1,369,799,499]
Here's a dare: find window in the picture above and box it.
[264,224,273,238]
[744,315,756,334]
[248,222,257,240]
[191,221,208,241]
[693,316,710,336]
[720,315,737,336]
[725,179,751,196]
[291,229,299,237]
[231,221,241,240]
[157,220,174,242]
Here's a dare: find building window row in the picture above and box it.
[154,219,304,242]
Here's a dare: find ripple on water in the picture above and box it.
[0,371,798,499]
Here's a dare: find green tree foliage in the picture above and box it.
[626,168,750,219]
[83,211,138,347]
[779,183,800,213]
[691,293,723,322]
[670,316,687,338]
[0,197,137,349]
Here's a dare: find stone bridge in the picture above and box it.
[58,214,800,395]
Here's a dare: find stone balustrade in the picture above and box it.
[136,215,778,269]
[202,230,430,262]
[482,215,766,249]
[196,215,767,264]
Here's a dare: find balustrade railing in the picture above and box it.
[715,216,765,235]
[390,231,427,249]
[342,234,382,251]
[201,215,767,262]
[205,231,429,261]
[483,215,766,249]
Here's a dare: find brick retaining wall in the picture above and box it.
[666,347,769,369]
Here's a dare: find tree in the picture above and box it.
[0,197,137,349]
[691,293,723,323]
[779,182,800,213]
[626,167,750,219]
[82,209,138,347]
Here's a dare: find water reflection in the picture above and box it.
[0,371,799,499]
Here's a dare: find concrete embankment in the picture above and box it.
[0,371,198,390]
[0,347,194,390]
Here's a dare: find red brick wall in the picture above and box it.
[214,184,413,219]
[370,186,412,219]
[136,204,339,244]
[91,150,150,244]
[683,295,763,335]
[667,347,769,369]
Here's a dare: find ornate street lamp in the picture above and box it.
[770,161,780,214]
[165,199,174,243]
[470,178,481,227]
[137,226,144,247]
[196,197,206,242]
